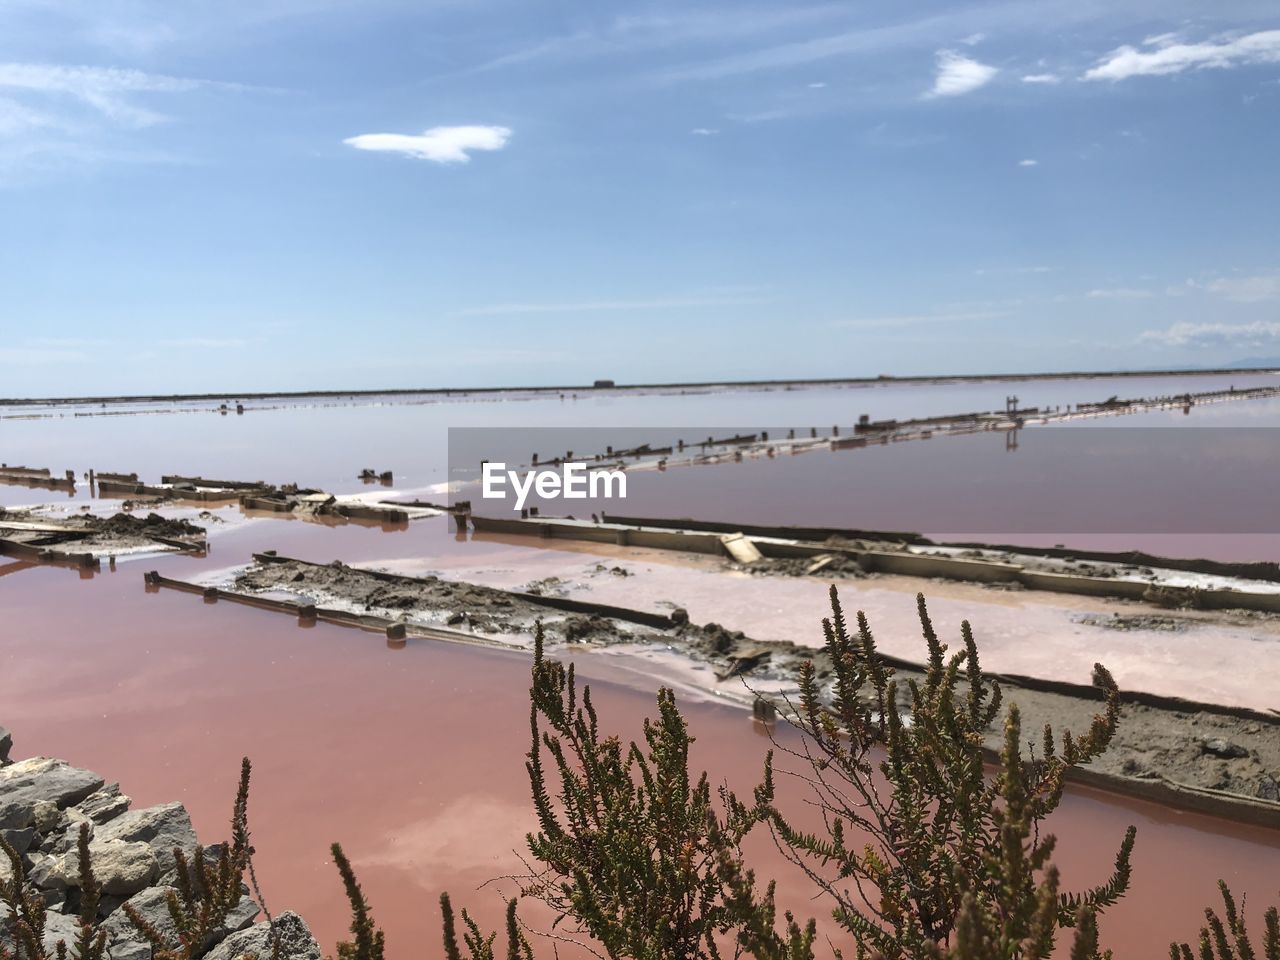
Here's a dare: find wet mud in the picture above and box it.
[212,555,1280,816]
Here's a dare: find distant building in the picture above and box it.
[593,379,616,388]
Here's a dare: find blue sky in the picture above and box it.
[1,0,1278,395]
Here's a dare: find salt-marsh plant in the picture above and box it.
[318,587,1277,959]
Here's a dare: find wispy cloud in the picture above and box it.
[344,125,512,164]
[690,127,719,136]
[0,96,57,136]
[1140,321,1280,348]
[459,294,760,318]
[1204,273,1280,303]
[1084,29,1280,82]
[1085,287,1155,299]
[1017,158,1038,166]
[973,265,1054,276]
[925,50,998,98]
[0,63,238,128]
[1021,73,1061,84]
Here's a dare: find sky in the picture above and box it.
[1,0,1279,396]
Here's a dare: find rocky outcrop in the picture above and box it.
[94,801,197,880]
[204,912,321,960]
[0,757,105,830]
[0,727,320,960]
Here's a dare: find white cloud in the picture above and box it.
[1205,273,1280,303]
[960,32,986,46]
[926,50,998,98]
[0,97,56,136]
[344,125,512,164]
[690,127,719,135]
[0,63,226,128]
[1017,158,1038,166]
[1021,73,1061,84]
[1140,321,1280,348]
[1084,29,1280,82]
[973,265,1054,276]
[1086,287,1155,299]
[807,81,827,88]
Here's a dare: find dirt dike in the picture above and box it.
[0,509,206,560]
[208,556,1280,821]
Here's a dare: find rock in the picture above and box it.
[94,803,196,879]
[28,852,69,892]
[1,826,36,856]
[33,800,62,833]
[102,881,259,950]
[1200,737,1249,759]
[76,785,132,825]
[108,939,153,960]
[0,758,105,830]
[40,910,82,956]
[204,913,320,960]
[57,840,157,897]
[1257,775,1280,802]
[0,725,11,764]
[41,818,95,857]
[102,885,178,946]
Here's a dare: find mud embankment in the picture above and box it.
[156,554,1280,828]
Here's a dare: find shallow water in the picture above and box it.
[2,557,1277,957]
[3,373,1279,957]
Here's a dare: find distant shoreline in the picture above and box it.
[2,366,1276,407]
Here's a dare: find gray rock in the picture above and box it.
[1200,737,1250,759]
[108,939,153,960]
[104,885,258,957]
[43,816,95,858]
[0,725,11,764]
[204,913,320,960]
[102,885,179,944]
[95,803,196,880]
[1257,775,1280,802]
[76,785,132,825]
[57,840,158,897]
[41,909,82,956]
[0,758,105,830]
[1,826,36,856]
[33,800,61,833]
[28,852,69,892]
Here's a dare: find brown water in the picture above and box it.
[3,373,1280,956]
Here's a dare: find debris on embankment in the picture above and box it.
[149,553,1280,828]
[0,508,206,565]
